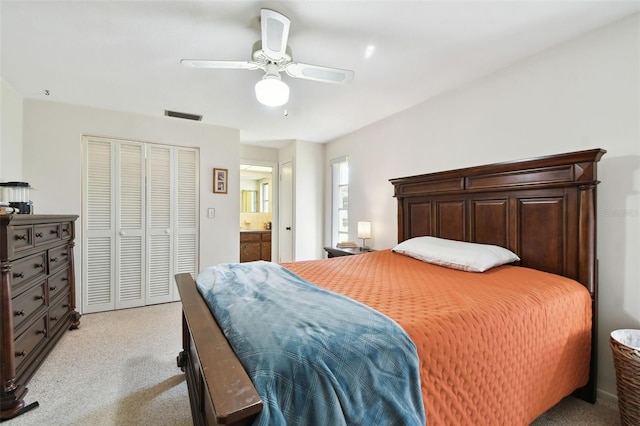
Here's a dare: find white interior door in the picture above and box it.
[115,142,145,309]
[146,144,199,304]
[83,137,199,313]
[146,144,173,305]
[84,138,146,312]
[279,160,294,262]
[84,138,115,313]
[173,148,199,299]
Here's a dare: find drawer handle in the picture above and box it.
[15,351,26,357]
[50,286,57,291]
[15,234,27,241]
[37,328,47,337]
[50,316,58,321]
[14,309,25,316]
[13,272,24,278]
[35,294,45,300]
[35,263,44,268]
[63,304,69,308]
[61,252,69,257]
[50,257,58,262]
[51,229,60,235]
[61,277,68,281]
[35,232,43,238]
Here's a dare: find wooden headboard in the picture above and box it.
[390,148,606,401]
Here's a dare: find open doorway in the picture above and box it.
[240,162,278,261]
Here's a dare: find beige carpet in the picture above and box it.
[4,302,621,425]
[5,302,191,426]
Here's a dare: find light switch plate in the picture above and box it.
[207,208,215,218]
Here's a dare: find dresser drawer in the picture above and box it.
[11,225,35,253]
[34,223,61,246]
[12,280,47,332]
[49,292,71,332]
[48,267,70,302]
[261,232,271,242]
[14,315,48,373]
[11,252,47,292]
[61,221,73,240]
[48,244,70,273]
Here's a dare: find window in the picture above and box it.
[330,156,349,245]
[261,181,269,213]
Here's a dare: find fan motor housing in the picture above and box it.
[252,41,292,65]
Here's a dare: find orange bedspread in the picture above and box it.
[282,250,591,425]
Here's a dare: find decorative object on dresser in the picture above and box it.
[240,231,271,262]
[0,182,33,215]
[1,214,80,420]
[324,246,374,258]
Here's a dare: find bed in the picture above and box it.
[175,148,605,425]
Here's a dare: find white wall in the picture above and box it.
[21,100,241,312]
[0,78,23,181]
[294,140,325,260]
[326,14,640,399]
[240,144,279,163]
[276,140,325,261]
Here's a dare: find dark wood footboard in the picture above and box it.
[175,273,262,426]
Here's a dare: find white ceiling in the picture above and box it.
[2,1,638,148]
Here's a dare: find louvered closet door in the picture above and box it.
[84,138,116,313]
[84,137,199,312]
[146,145,199,304]
[84,138,145,312]
[174,148,199,300]
[115,143,146,309]
[147,144,174,304]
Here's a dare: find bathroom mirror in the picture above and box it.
[241,190,258,213]
[240,164,272,213]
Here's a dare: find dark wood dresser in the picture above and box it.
[1,214,80,420]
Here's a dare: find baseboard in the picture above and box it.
[596,388,618,403]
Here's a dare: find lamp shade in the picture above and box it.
[255,75,289,106]
[357,221,371,239]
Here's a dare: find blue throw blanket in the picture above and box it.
[196,261,426,426]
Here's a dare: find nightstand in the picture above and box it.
[324,246,374,258]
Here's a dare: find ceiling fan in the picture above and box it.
[181,9,354,107]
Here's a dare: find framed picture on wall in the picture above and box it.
[213,168,228,194]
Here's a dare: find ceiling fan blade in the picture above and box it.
[261,9,290,61]
[181,59,259,70]
[285,63,354,84]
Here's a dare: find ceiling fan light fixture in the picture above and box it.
[255,74,289,106]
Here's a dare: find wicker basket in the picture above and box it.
[610,329,640,426]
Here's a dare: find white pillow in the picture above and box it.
[392,236,520,272]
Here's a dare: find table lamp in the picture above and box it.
[357,221,371,251]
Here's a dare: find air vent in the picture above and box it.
[164,110,202,121]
